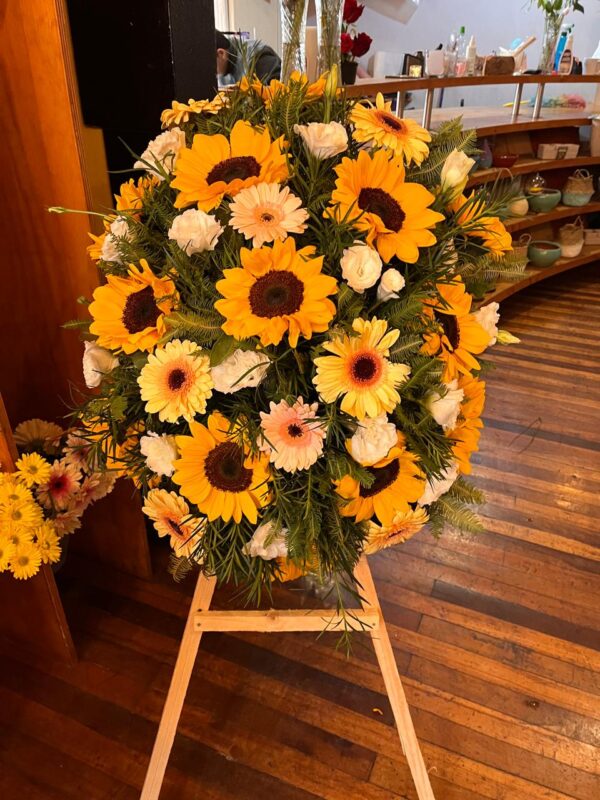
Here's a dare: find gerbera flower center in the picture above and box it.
[206,156,261,185]
[349,351,383,386]
[434,311,461,349]
[249,270,304,318]
[122,286,161,333]
[358,188,406,232]
[49,475,67,493]
[167,367,188,391]
[359,459,400,498]
[260,211,275,223]
[204,441,253,493]
[287,423,304,438]
[167,517,184,537]
[376,111,405,133]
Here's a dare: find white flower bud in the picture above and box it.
[426,380,464,431]
[376,268,405,301]
[349,414,397,466]
[440,149,475,197]
[140,433,178,477]
[293,121,348,159]
[243,521,288,560]
[473,302,500,346]
[134,127,186,179]
[340,242,382,293]
[211,349,270,394]
[168,209,223,255]
[82,341,119,388]
[418,463,460,506]
[100,216,132,264]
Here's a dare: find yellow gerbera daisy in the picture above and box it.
[336,432,425,525]
[13,418,63,453]
[447,374,485,474]
[0,539,15,572]
[173,412,271,524]
[247,71,327,107]
[15,453,52,487]
[0,479,32,506]
[364,507,429,554]
[421,277,490,382]
[215,237,337,348]
[115,176,159,216]
[34,522,62,564]
[327,149,443,263]
[172,120,289,211]
[351,93,431,165]
[313,318,410,420]
[0,497,43,530]
[449,193,512,259]
[9,540,42,580]
[137,339,213,422]
[160,95,226,128]
[142,489,205,556]
[89,260,177,354]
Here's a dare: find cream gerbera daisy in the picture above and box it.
[364,507,429,554]
[313,318,410,420]
[9,540,42,580]
[259,397,326,472]
[142,488,205,556]
[137,339,213,422]
[15,453,52,487]
[13,419,63,453]
[228,183,309,247]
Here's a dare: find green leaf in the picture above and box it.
[209,333,239,367]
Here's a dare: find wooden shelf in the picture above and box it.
[405,106,596,136]
[486,243,600,303]
[467,155,600,187]
[505,199,600,232]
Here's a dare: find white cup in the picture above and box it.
[584,58,600,75]
[426,49,445,77]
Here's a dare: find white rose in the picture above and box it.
[426,380,464,430]
[349,414,398,466]
[168,209,223,255]
[293,121,348,159]
[243,521,288,560]
[440,149,475,197]
[376,268,406,302]
[473,302,500,346]
[140,433,178,477]
[82,341,119,388]
[340,242,382,293]
[100,216,132,263]
[211,349,270,394]
[134,127,186,180]
[418,463,460,506]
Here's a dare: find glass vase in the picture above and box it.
[537,14,561,74]
[279,0,309,82]
[315,0,344,75]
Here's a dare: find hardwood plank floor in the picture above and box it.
[1,265,599,798]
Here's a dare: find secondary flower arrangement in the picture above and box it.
[0,419,115,579]
[341,0,372,79]
[63,69,521,616]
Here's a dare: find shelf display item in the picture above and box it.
[536,143,580,160]
[526,188,562,212]
[524,172,546,194]
[558,217,585,257]
[527,240,562,267]
[562,169,595,206]
[507,195,529,217]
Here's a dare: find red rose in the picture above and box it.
[344,0,364,24]
[341,32,354,55]
[351,32,372,58]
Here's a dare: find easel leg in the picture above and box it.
[354,558,436,800]
[140,571,217,800]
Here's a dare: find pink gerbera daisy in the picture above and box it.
[228,182,309,247]
[259,397,326,472]
[36,460,82,511]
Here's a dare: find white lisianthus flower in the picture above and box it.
[140,433,178,477]
[293,121,348,159]
[473,302,500,346]
[168,208,223,255]
[418,463,460,506]
[349,414,398,466]
[376,268,406,301]
[426,380,464,431]
[82,341,119,388]
[243,521,288,560]
[340,242,382,293]
[100,216,132,263]
[440,149,475,197]
[211,349,270,394]
[134,127,186,179]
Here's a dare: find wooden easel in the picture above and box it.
[141,557,436,799]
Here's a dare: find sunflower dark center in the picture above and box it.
[249,270,304,318]
[168,368,187,391]
[287,423,304,438]
[358,188,405,232]
[359,459,400,498]
[377,111,405,132]
[122,285,160,333]
[434,310,460,349]
[206,156,261,185]
[204,441,253,493]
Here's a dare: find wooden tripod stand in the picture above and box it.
[140,557,435,800]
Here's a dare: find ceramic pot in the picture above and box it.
[526,189,561,213]
[528,240,562,267]
[341,60,358,85]
[507,196,529,217]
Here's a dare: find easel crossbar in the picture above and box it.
[193,607,380,632]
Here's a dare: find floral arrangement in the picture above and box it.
[60,69,522,623]
[341,0,372,64]
[0,419,115,579]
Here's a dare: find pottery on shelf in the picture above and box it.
[492,153,518,169]
[526,188,561,213]
[507,195,529,217]
[528,240,562,267]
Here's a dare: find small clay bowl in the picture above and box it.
[492,153,518,169]
[507,195,529,217]
[526,188,561,213]
[528,240,562,267]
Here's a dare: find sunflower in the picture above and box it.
[171,120,289,212]
[447,374,485,474]
[351,93,431,165]
[137,339,213,422]
[421,278,490,382]
[142,489,205,556]
[34,522,62,564]
[15,453,52,487]
[364,507,429,554]
[449,193,512,259]
[327,149,443,263]
[313,318,410,420]
[13,418,63,453]
[9,540,42,580]
[215,237,337,348]
[336,432,425,525]
[89,260,176,354]
[173,412,271,524]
